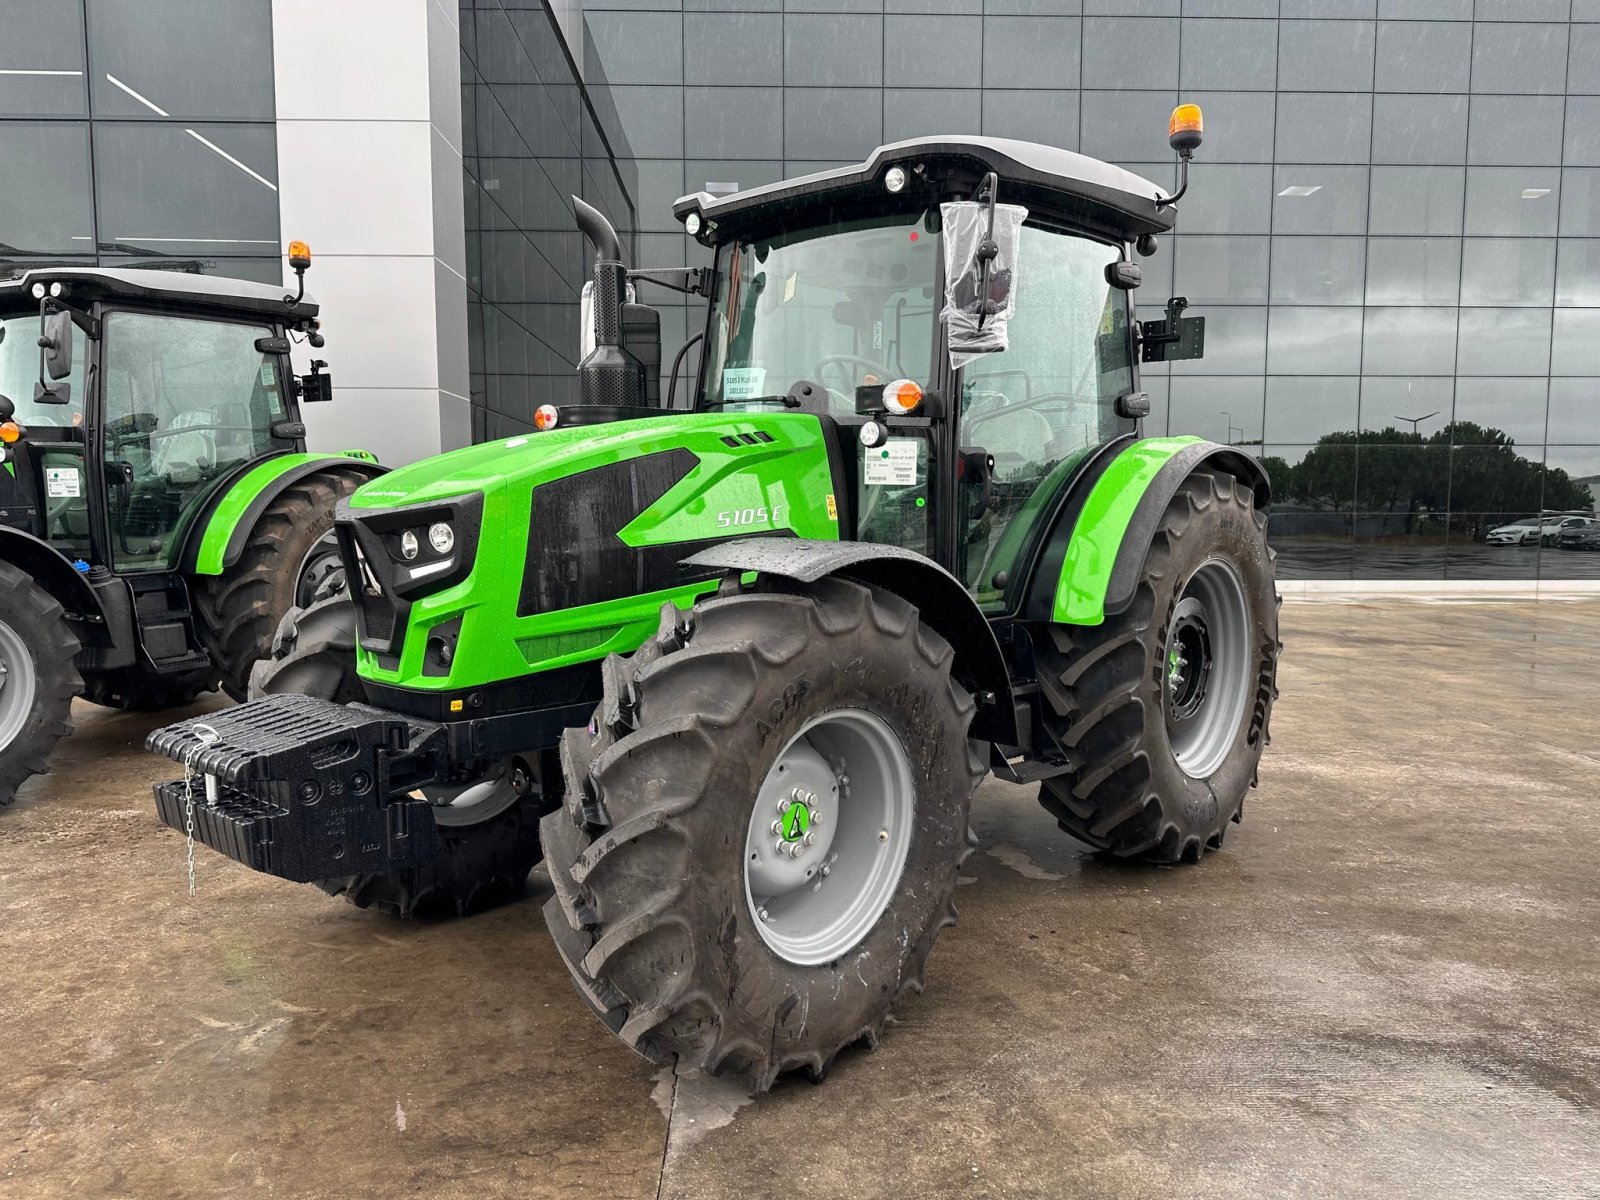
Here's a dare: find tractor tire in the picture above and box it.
[197,470,361,702]
[1036,468,1280,865]
[251,597,546,918]
[0,562,82,807]
[542,578,984,1094]
[81,666,214,712]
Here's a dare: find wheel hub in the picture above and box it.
[744,709,914,966]
[0,617,37,752]
[1163,559,1252,781]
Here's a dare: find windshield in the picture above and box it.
[700,209,939,416]
[0,314,87,428]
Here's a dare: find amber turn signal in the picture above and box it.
[882,379,923,415]
[0,421,20,444]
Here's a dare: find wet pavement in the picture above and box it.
[2,599,1598,1199]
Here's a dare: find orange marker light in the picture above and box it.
[1169,103,1203,154]
[534,404,560,431]
[882,379,923,415]
[0,422,20,444]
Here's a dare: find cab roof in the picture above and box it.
[672,136,1176,244]
[0,266,316,321]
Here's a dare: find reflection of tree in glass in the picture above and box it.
[1260,423,1593,541]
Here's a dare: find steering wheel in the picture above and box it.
[815,354,893,399]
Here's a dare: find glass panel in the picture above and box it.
[1559,169,1600,237]
[980,90,1079,148]
[885,88,982,141]
[0,0,87,116]
[1267,307,1363,375]
[1548,379,1600,444]
[684,14,781,85]
[1265,375,1359,444]
[1552,310,1600,376]
[1467,96,1566,166]
[101,311,287,571]
[1555,241,1600,307]
[988,16,1086,88]
[1270,237,1366,305]
[1455,308,1553,376]
[1272,166,1369,235]
[1081,18,1175,89]
[702,209,937,413]
[1470,21,1567,95]
[1463,168,1562,236]
[1179,18,1278,89]
[1170,236,1268,305]
[1372,93,1469,165]
[1080,91,1181,164]
[1362,307,1460,375]
[784,88,884,159]
[0,121,94,256]
[1168,376,1265,444]
[1459,239,1556,307]
[1573,24,1600,95]
[1366,238,1462,306]
[1369,166,1465,236]
[87,0,275,120]
[1183,90,1277,162]
[785,15,882,87]
[1175,164,1272,233]
[857,434,933,558]
[93,123,279,256]
[685,86,782,158]
[1374,19,1471,93]
[1275,93,1372,165]
[1276,19,1375,92]
[1359,376,1453,435]
[1451,377,1549,445]
[1567,98,1600,170]
[959,228,1131,604]
[1176,305,1267,374]
[584,12,682,85]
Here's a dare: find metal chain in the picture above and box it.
[181,724,221,897]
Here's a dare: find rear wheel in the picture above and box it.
[1036,469,1280,864]
[251,597,547,917]
[542,578,984,1093]
[197,471,361,701]
[0,562,81,806]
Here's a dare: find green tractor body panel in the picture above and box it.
[1052,435,1204,626]
[348,412,840,691]
[191,452,382,575]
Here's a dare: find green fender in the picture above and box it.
[1052,436,1270,626]
[185,450,385,576]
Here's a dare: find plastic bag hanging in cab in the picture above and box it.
[940,200,1027,369]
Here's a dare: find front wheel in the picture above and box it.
[1036,469,1280,864]
[541,578,984,1093]
[0,562,81,806]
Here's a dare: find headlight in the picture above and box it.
[400,530,420,560]
[428,522,455,555]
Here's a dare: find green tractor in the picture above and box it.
[148,109,1280,1092]
[0,250,384,805]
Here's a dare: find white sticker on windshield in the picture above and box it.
[260,362,276,386]
[46,466,80,499]
[722,367,767,401]
[863,439,919,486]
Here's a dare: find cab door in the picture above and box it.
[954,225,1136,610]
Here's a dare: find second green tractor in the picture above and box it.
[149,107,1282,1093]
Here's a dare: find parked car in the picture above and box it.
[1557,522,1600,551]
[1486,514,1596,545]
[1542,515,1599,546]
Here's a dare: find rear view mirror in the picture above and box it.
[34,380,70,405]
[40,308,73,380]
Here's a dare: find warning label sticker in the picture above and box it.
[863,439,919,486]
[45,467,80,499]
[721,367,767,401]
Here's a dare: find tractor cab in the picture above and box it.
[667,131,1207,612]
[0,262,331,573]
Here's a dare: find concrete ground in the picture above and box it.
[2,600,1598,1199]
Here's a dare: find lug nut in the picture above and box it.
[771,820,783,835]
[757,908,770,922]
[878,829,889,842]
[791,787,804,802]
[810,809,822,825]
[803,831,816,846]
[775,840,787,856]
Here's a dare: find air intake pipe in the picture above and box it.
[573,196,646,407]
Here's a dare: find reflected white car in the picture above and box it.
[1486,515,1599,546]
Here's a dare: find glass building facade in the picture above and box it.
[0,0,282,284]
[578,0,1600,582]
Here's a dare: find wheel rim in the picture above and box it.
[1164,557,1252,780]
[743,709,914,966]
[0,617,37,752]
[294,534,346,608]
[425,761,522,828]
